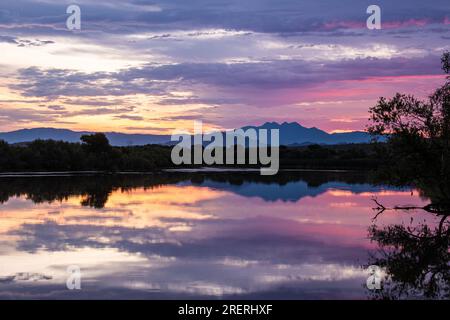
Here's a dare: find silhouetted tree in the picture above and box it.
[80,133,120,171]
[80,133,111,153]
[368,52,450,206]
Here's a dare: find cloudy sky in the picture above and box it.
[0,0,449,134]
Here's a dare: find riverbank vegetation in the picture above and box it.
[0,136,385,172]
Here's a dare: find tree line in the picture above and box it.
[0,133,173,172]
[0,133,385,172]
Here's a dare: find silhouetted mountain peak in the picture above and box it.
[0,122,381,146]
[262,121,303,128]
[244,122,379,145]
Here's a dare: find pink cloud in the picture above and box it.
[383,18,429,29]
[321,18,447,31]
[321,21,365,30]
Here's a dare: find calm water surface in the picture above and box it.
[0,171,435,299]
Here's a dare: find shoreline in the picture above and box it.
[0,167,359,177]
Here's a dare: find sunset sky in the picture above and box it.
[0,0,449,134]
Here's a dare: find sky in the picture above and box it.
[0,0,449,134]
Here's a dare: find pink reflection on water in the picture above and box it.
[0,178,439,299]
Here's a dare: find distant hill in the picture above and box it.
[0,128,171,146]
[241,122,378,145]
[0,123,379,146]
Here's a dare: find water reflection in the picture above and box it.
[0,171,434,299]
[367,209,449,299]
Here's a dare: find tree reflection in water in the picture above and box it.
[368,212,449,299]
[367,169,450,299]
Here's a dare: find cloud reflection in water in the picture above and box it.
[0,172,430,299]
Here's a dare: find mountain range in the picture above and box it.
[0,122,377,146]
